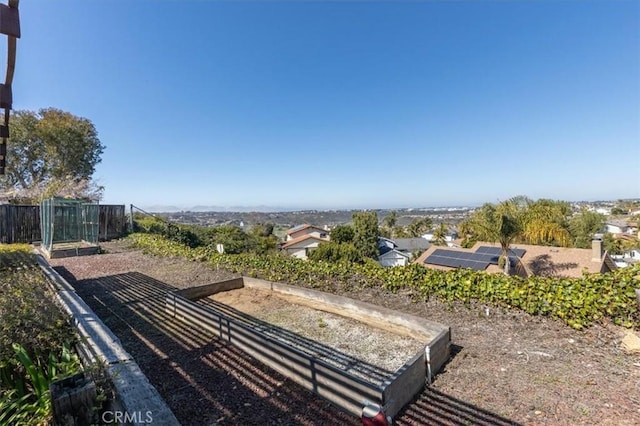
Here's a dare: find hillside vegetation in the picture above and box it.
[128,233,640,330]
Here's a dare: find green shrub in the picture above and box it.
[308,242,362,263]
[127,233,640,329]
[0,245,80,424]
[0,247,76,364]
[0,343,80,424]
[133,216,167,234]
[133,216,201,248]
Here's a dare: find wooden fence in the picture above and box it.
[98,205,126,241]
[0,205,40,244]
[0,204,126,244]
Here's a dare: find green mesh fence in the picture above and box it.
[40,198,100,252]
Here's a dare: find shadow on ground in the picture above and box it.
[395,386,521,426]
[54,268,522,426]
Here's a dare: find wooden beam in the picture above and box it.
[5,35,15,85]
[0,4,19,38]
[0,84,11,109]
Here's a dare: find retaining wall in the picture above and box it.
[36,254,178,425]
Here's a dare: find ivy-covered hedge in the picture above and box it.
[128,233,640,330]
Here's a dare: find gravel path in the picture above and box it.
[49,240,640,425]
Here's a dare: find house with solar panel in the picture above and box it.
[415,238,617,278]
[281,224,330,259]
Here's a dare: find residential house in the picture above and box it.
[421,228,458,246]
[285,224,329,241]
[605,219,634,235]
[623,249,640,261]
[282,224,330,260]
[612,249,640,268]
[378,237,431,267]
[414,238,616,278]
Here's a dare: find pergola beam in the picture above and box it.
[0,0,19,175]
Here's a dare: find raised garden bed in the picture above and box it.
[39,241,100,259]
[165,277,451,420]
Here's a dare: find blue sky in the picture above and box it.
[12,0,640,210]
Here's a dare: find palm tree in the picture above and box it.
[407,217,432,238]
[382,211,398,238]
[433,222,448,246]
[464,199,523,275]
[383,211,398,229]
[521,199,572,246]
[393,225,409,238]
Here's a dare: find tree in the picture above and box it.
[407,217,432,238]
[392,225,409,238]
[569,210,605,248]
[352,211,379,259]
[433,222,448,246]
[610,207,627,216]
[458,220,476,248]
[383,211,398,229]
[521,199,572,247]
[210,225,255,254]
[0,108,105,203]
[331,224,355,244]
[603,233,624,256]
[463,199,523,274]
[249,223,277,254]
[308,242,362,263]
[250,223,275,238]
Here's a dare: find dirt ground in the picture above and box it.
[49,240,640,425]
[208,288,425,379]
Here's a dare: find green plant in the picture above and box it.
[0,342,80,424]
[128,233,640,330]
[0,245,81,423]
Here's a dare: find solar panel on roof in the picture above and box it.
[469,262,488,271]
[469,253,498,263]
[476,246,526,259]
[424,249,490,270]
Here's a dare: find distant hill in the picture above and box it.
[145,205,301,213]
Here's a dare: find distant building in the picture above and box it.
[281,224,330,260]
[285,224,329,242]
[421,228,458,244]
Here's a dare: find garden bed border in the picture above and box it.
[166,276,451,420]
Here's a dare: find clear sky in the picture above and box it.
[11,0,640,210]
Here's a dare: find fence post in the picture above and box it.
[129,204,134,233]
